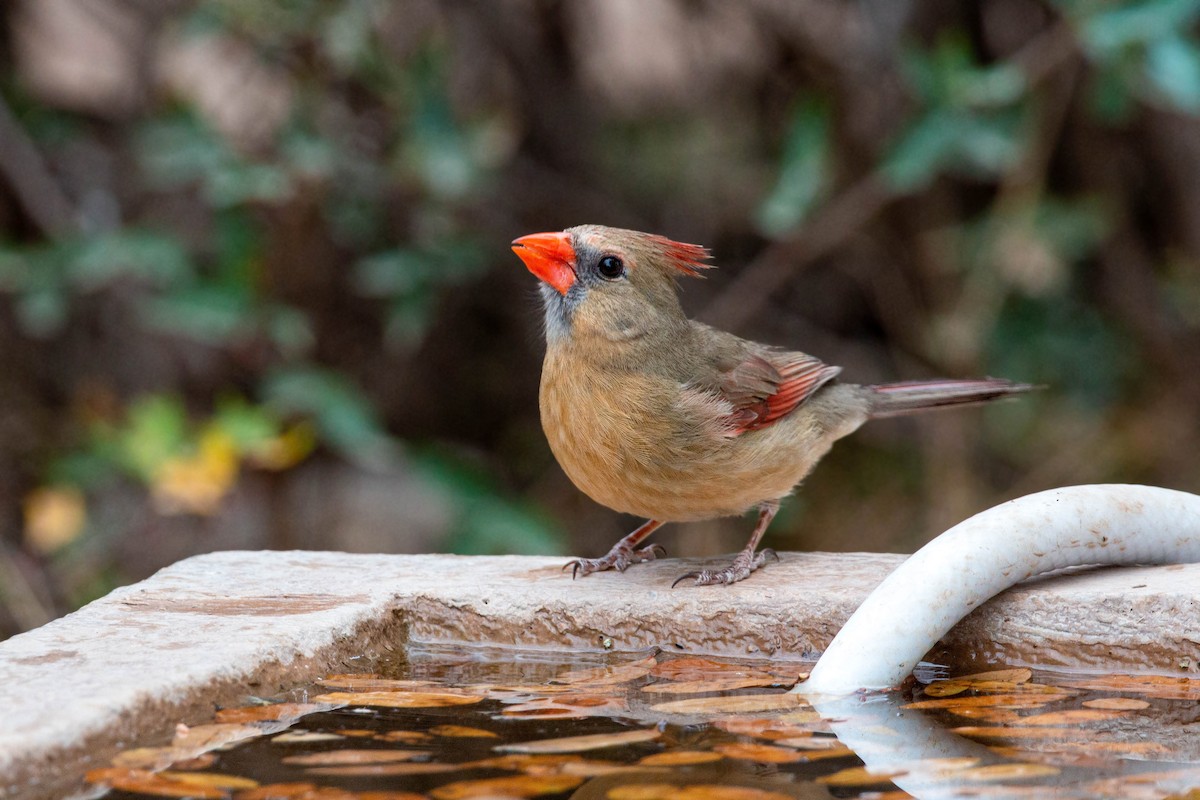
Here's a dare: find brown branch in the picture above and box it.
[699,173,893,331]
[0,93,79,238]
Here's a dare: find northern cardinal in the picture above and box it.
[512,225,1032,586]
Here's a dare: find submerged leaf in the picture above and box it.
[312,690,482,708]
[650,693,805,714]
[496,728,660,754]
[429,774,584,799]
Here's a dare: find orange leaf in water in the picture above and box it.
[904,693,1071,710]
[714,717,825,739]
[282,749,430,766]
[86,768,244,799]
[924,678,1053,698]
[552,655,657,686]
[501,693,627,720]
[953,763,1061,781]
[649,657,772,682]
[234,783,319,800]
[637,751,724,766]
[236,784,428,800]
[429,774,584,799]
[313,690,482,708]
[468,753,589,773]
[317,675,436,691]
[376,730,434,743]
[774,736,844,750]
[216,702,330,724]
[650,693,805,715]
[1059,674,1200,700]
[941,707,1023,724]
[954,668,1034,684]
[712,743,808,763]
[952,726,1084,739]
[816,765,907,787]
[159,772,260,790]
[1011,709,1124,725]
[112,723,266,770]
[497,728,660,754]
[166,754,216,771]
[641,677,781,694]
[607,785,796,800]
[1082,697,1150,710]
[429,724,499,738]
[308,763,459,777]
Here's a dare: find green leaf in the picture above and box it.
[756,99,833,235]
[139,286,252,345]
[883,108,1026,191]
[213,397,281,451]
[1145,33,1200,111]
[413,450,564,556]
[117,396,190,480]
[263,366,396,468]
[882,109,960,191]
[68,231,192,289]
[16,289,67,338]
[1088,63,1137,122]
[1077,0,1200,60]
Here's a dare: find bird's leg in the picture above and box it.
[564,519,666,579]
[672,500,781,587]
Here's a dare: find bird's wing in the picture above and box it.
[716,350,842,435]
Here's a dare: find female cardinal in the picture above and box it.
[512,225,1032,586]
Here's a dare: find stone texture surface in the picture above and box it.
[1,550,1199,799]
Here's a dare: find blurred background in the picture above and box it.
[1,0,1199,640]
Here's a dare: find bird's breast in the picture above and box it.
[538,348,823,521]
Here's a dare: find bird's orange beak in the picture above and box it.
[512,232,576,295]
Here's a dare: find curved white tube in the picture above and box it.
[799,484,1200,694]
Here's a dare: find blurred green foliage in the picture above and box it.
[1,0,1199,636]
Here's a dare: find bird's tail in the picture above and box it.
[866,378,1036,419]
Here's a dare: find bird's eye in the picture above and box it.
[597,255,625,280]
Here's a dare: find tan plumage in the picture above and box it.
[514,224,1032,585]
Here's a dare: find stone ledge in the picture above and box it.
[2,550,1198,799]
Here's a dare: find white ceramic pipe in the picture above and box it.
[799,484,1200,694]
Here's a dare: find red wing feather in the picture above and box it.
[721,352,841,435]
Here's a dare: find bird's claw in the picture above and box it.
[671,548,772,587]
[563,542,666,580]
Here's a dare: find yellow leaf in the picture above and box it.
[23,486,86,554]
[248,422,315,470]
[151,428,239,515]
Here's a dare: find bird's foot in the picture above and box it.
[672,548,778,587]
[564,543,666,579]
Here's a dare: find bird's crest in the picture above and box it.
[644,234,712,278]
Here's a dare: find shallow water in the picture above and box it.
[87,646,1200,799]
